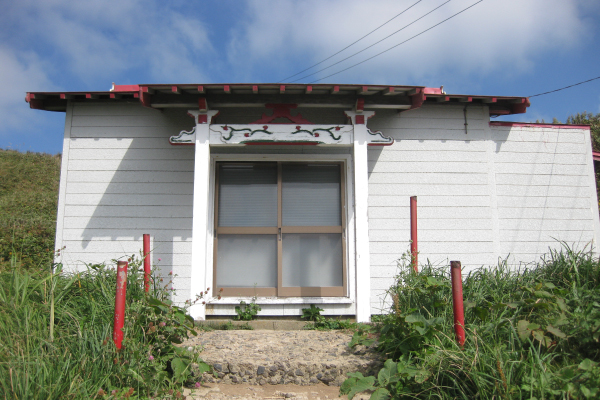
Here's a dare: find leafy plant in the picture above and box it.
[235,296,261,320]
[301,304,324,321]
[341,244,600,400]
[0,254,211,398]
[349,324,377,348]
[303,316,359,331]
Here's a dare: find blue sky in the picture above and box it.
[1,0,599,155]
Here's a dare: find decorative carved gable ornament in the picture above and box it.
[169,103,393,146]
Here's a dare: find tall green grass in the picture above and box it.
[0,256,207,399]
[0,149,60,271]
[343,244,600,400]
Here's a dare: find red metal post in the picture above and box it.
[113,261,128,350]
[410,196,418,273]
[450,261,466,348]
[143,234,151,293]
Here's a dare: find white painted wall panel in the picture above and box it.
[61,228,192,242]
[491,124,599,265]
[57,102,195,305]
[366,105,600,314]
[369,195,491,207]
[369,217,492,231]
[65,193,192,206]
[367,105,494,314]
[57,102,600,318]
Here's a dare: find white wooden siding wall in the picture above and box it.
[367,105,498,314]
[366,104,600,315]
[491,124,600,261]
[57,102,195,303]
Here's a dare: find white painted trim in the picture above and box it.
[483,106,501,260]
[188,110,219,320]
[346,111,374,323]
[55,102,73,269]
[204,157,216,302]
[209,297,354,305]
[209,124,353,145]
[209,152,356,306]
[583,127,600,252]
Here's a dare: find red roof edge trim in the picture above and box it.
[25,93,44,110]
[490,121,591,130]
[593,151,600,161]
[112,84,140,92]
[423,87,443,94]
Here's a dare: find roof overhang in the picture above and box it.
[25,83,530,116]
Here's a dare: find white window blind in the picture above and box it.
[218,164,277,227]
[282,164,341,226]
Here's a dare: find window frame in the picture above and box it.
[212,159,348,298]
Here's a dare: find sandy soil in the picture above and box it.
[183,382,371,400]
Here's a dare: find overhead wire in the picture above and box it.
[310,0,484,84]
[289,0,454,83]
[529,75,600,97]
[277,0,425,83]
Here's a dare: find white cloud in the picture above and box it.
[0,46,57,131]
[6,0,214,84]
[229,0,592,85]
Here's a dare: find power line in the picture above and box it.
[277,0,425,83]
[310,0,484,84]
[529,75,600,97]
[290,0,453,84]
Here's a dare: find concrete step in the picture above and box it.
[183,330,382,386]
[197,319,308,331]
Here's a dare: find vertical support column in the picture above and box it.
[345,110,375,323]
[188,109,219,320]
[450,261,466,348]
[143,234,151,293]
[113,261,128,350]
[410,196,418,273]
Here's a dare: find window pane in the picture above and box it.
[216,235,277,288]
[282,233,343,287]
[282,164,341,226]
[218,164,277,227]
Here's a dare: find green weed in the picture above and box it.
[341,245,600,399]
[0,255,210,399]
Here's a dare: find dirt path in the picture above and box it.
[183,382,371,399]
[180,330,380,399]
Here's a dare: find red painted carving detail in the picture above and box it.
[28,99,44,110]
[198,98,207,111]
[198,114,208,124]
[355,115,365,125]
[251,104,313,124]
[140,88,152,108]
[356,98,364,111]
[410,88,425,110]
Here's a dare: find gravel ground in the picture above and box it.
[179,329,381,398]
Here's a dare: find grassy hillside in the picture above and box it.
[0,149,61,271]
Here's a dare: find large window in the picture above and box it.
[214,162,346,297]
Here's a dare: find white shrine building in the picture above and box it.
[26,83,600,322]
